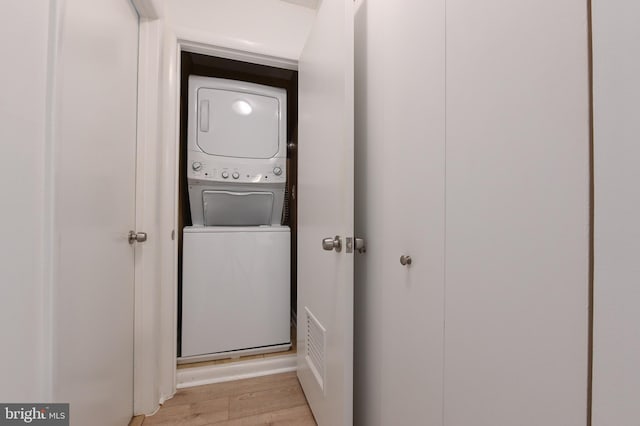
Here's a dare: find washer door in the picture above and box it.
[202,191,275,226]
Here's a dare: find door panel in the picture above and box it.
[297,0,354,424]
[444,1,590,424]
[353,1,385,424]
[354,1,446,425]
[51,1,138,425]
[592,1,640,424]
[379,0,446,425]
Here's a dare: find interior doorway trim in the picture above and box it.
[180,40,299,71]
[133,16,299,416]
[177,354,297,389]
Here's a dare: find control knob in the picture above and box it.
[273,166,282,176]
[221,171,229,179]
[192,162,202,171]
[232,172,240,179]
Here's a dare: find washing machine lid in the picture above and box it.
[202,191,275,226]
[196,88,281,159]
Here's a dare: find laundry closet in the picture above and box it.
[176,52,300,364]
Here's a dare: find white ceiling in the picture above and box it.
[280,0,319,9]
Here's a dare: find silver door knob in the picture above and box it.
[128,231,148,244]
[322,235,342,252]
[400,255,412,266]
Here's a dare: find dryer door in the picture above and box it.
[202,190,275,226]
[196,88,282,159]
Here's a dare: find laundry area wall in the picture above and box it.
[160,0,315,61]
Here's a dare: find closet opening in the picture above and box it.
[176,51,299,370]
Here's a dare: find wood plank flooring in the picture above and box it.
[140,372,316,426]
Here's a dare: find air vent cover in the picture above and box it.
[305,307,326,392]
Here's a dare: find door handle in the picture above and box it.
[400,255,412,266]
[322,235,342,252]
[199,100,210,132]
[128,231,148,244]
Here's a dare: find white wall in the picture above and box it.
[161,0,316,61]
[592,1,640,425]
[0,1,52,402]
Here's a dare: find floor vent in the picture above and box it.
[304,307,326,392]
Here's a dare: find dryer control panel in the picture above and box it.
[187,151,286,185]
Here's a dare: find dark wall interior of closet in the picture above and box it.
[177,51,299,357]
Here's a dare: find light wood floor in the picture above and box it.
[133,372,316,426]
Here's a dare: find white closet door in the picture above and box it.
[444,1,590,425]
[51,1,138,425]
[297,0,355,424]
[353,2,387,423]
[354,1,446,424]
[592,1,640,424]
[378,0,447,425]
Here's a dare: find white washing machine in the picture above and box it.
[181,226,291,359]
[180,76,291,361]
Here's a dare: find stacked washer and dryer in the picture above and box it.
[180,76,291,361]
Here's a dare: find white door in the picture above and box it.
[592,1,640,424]
[51,1,139,425]
[444,0,590,424]
[296,0,354,424]
[376,1,447,425]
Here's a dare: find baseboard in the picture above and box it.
[176,354,298,389]
[177,343,291,364]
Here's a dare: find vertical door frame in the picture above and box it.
[133,13,175,415]
[133,11,299,414]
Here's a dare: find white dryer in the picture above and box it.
[187,76,287,226]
